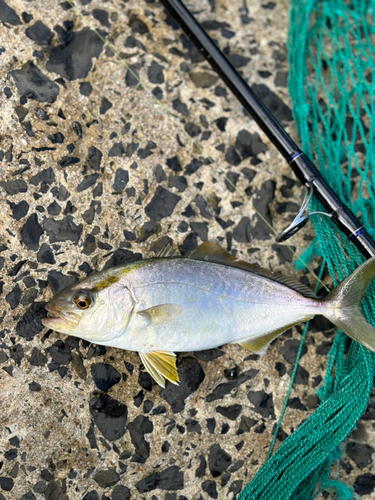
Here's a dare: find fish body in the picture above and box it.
[88,258,319,352]
[42,240,375,387]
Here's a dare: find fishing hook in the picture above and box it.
[276,183,332,242]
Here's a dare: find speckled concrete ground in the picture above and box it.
[1,0,375,499]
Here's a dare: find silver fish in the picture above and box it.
[42,240,375,387]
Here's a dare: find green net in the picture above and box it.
[239,1,375,498]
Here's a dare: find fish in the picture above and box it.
[42,240,375,387]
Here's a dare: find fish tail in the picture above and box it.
[322,257,375,352]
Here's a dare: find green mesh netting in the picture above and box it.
[239,1,375,499]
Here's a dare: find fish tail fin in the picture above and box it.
[322,257,375,352]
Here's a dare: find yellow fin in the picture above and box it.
[239,332,280,355]
[138,304,183,326]
[139,351,180,388]
[238,318,313,354]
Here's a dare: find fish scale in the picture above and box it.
[119,259,317,351]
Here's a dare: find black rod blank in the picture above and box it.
[160,0,375,259]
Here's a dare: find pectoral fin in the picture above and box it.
[238,318,313,354]
[138,304,184,326]
[139,351,180,388]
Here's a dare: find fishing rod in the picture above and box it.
[159,0,375,259]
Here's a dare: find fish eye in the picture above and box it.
[74,292,93,310]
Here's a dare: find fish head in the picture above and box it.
[42,273,135,343]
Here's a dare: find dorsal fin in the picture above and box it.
[156,243,180,258]
[188,240,318,299]
[229,260,318,299]
[189,240,236,264]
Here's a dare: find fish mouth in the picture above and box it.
[42,304,80,332]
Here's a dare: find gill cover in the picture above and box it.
[43,276,136,343]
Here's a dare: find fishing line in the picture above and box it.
[266,259,326,460]
[65,0,329,292]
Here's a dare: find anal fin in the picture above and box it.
[139,351,180,388]
[238,318,313,355]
